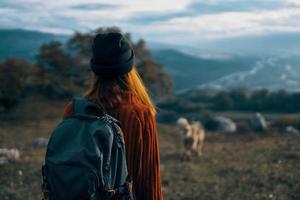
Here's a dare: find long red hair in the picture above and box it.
[85,67,156,116]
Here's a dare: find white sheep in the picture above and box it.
[177,117,205,161]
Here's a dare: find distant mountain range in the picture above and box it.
[0,29,68,60]
[1,29,300,92]
[152,49,300,92]
[151,49,257,91]
[198,55,300,92]
[148,32,300,57]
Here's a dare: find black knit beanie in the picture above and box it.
[90,32,135,78]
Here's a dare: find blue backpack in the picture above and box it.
[42,97,133,200]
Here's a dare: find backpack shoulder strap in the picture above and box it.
[72,97,121,125]
[72,97,104,116]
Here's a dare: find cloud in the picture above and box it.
[126,0,290,25]
[187,0,285,14]
[71,3,120,10]
[126,12,188,25]
[1,0,300,45]
[134,7,300,43]
[285,0,300,5]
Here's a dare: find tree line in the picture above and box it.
[158,88,300,114]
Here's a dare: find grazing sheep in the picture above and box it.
[177,117,205,161]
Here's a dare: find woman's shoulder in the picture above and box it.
[62,99,152,118]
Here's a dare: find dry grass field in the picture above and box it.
[0,96,300,200]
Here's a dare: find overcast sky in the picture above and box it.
[1,0,300,45]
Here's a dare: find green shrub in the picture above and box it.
[0,59,32,111]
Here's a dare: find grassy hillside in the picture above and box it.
[0,96,300,199]
[160,125,300,200]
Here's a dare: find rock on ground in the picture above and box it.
[208,116,237,133]
[32,137,49,149]
[0,148,20,165]
[249,113,268,131]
